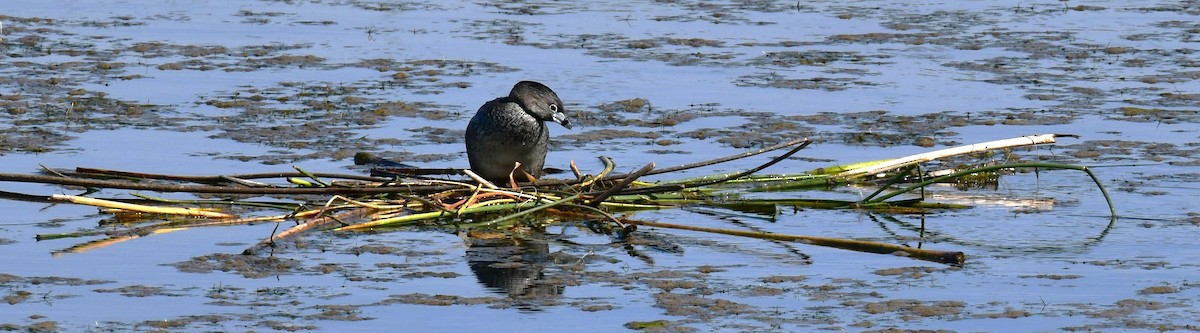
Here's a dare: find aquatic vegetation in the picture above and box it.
[5,134,1114,267]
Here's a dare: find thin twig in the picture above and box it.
[292,166,330,187]
[39,164,70,178]
[587,162,655,206]
[616,139,812,195]
[243,207,379,255]
[641,137,811,176]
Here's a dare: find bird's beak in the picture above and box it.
[552,110,572,129]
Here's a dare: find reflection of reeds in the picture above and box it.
[10,134,1115,266]
[624,219,965,265]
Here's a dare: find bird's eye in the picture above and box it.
[550,104,559,112]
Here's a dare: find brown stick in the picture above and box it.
[0,172,459,195]
[74,167,391,184]
[625,219,965,265]
[586,162,655,206]
[242,207,378,255]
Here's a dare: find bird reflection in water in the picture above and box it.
[462,231,564,303]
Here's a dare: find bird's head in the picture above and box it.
[510,81,572,129]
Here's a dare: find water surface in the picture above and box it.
[1,0,1198,331]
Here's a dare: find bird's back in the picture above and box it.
[465,98,550,180]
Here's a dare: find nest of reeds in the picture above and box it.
[1,134,1116,265]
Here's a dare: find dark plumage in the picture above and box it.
[465,81,572,181]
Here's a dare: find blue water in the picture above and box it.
[2,0,1198,331]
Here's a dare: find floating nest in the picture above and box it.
[0,134,1115,266]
